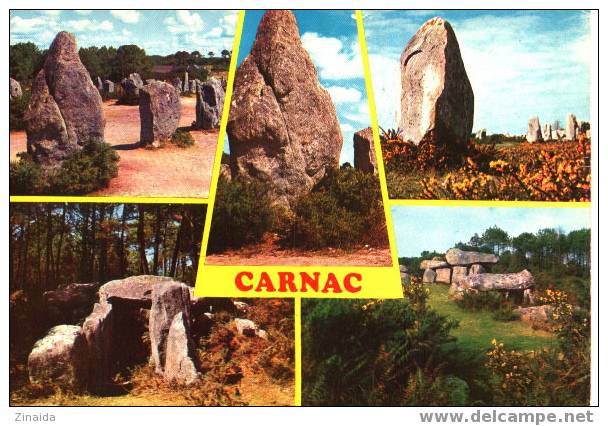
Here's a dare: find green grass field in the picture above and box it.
[426,283,555,355]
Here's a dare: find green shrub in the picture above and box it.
[9,141,119,195]
[208,175,277,252]
[302,297,456,406]
[280,165,387,250]
[171,129,195,148]
[492,307,521,322]
[9,90,31,131]
[456,290,513,312]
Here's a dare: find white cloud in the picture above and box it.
[43,10,61,17]
[165,10,204,33]
[301,32,363,80]
[110,10,140,24]
[219,12,238,36]
[326,86,362,104]
[368,53,401,128]
[10,15,56,33]
[340,123,354,132]
[75,10,93,16]
[342,101,371,125]
[65,19,113,32]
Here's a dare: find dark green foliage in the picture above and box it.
[112,45,152,81]
[9,89,31,131]
[9,42,44,82]
[302,296,457,406]
[456,291,510,312]
[491,307,521,322]
[208,176,277,252]
[170,129,195,148]
[280,165,387,250]
[10,141,119,196]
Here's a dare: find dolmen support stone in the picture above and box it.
[139,80,181,147]
[423,269,437,284]
[82,302,113,392]
[24,31,105,169]
[399,17,474,150]
[164,312,199,384]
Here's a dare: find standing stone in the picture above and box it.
[171,77,182,93]
[526,116,543,143]
[164,312,199,385]
[353,127,378,174]
[475,129,486,139]
[9,77,22,99]
[149,281,191,373]
[399,17,474,151]
[189,80,196,94]
[103,80,114,94]
[435,267,452,283]
[423,268,437,283]
[469,264,485,275]
[543,123,552,141]
[120,73,144,104]
[24,31,105,169]
[28,325,88,391]
[96,76,103,90]
[195,78,225,130]
[183,72,189,92]
[566,113,578,141]
[139,80,181,146]
[227,10,343,207]
[451,266,468,283]
[446,248,498,265]
[82,302,113,391]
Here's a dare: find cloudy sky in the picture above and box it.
[393,205,591,257]
[10,10,237,56]
[364,10,593,135]
[235,10,369,165]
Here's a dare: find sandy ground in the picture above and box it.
[205,245,393,267]
[9,97,217,198]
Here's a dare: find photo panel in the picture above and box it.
[364,10,592,201]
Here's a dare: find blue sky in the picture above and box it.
[10,10,237,56]
[232,10,369,165]
[392,206,591,257]
[364,10,592,135]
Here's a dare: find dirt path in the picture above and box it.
[10,97,218,198]
[205,243,392,267]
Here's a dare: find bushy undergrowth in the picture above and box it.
[208,175,277,252]
[170,129,195,148]
[10,89,31,131]
[10,141,119,195]
[302,277,459,406]
[281,165,388,250]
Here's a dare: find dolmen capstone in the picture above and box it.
[227,10,343,208]
[139,80,181,147]
[354,127,378,175]
[27,275,201,392]
[399,17,474,151]
[24,31,105,169]
[421,248,498,284]
[10,77,22,99]
[195,78,225,130]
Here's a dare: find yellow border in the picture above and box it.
[193,10,403,301]
[294,297,302,406]
[9,196,207,204]
[389,200,592,208]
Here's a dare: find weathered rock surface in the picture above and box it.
[399,264,408,273]
[139,80,181,146]
[227,10,343,207]
[469,264,485,275]
[543,123,552,141]
[353,127,378,174]
[234,318,257,336]
[516,305,554,331]
[120,73,144,104]
[526,116,543,143]
[183,72,189,93]
[98,275,173,308]
[164,312,199,384]
[420,259,449,270]
[149,280,191,373]
[82,302,113,391]
[195,78,225,130]
[423,268,437,283]
[44,283,98,324]
[445,248,498,266]
[454,269,534,292]
[28,325,88,391]
[399,17,474,150]
[103,80,114,93]
[566,113,578,141]
[189,79,197,94]
[451,266,468,283]
[96,76,103,90]
[435,267,452,283]
[24,31,105,168]
[171,77,182,92]
[10,77,22,99]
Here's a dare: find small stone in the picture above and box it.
[423,268,437,284]
[234,318,257,336]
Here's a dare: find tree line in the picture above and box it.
[9,203,206,301]
[9,42,230,84]
[400,225,591,276]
